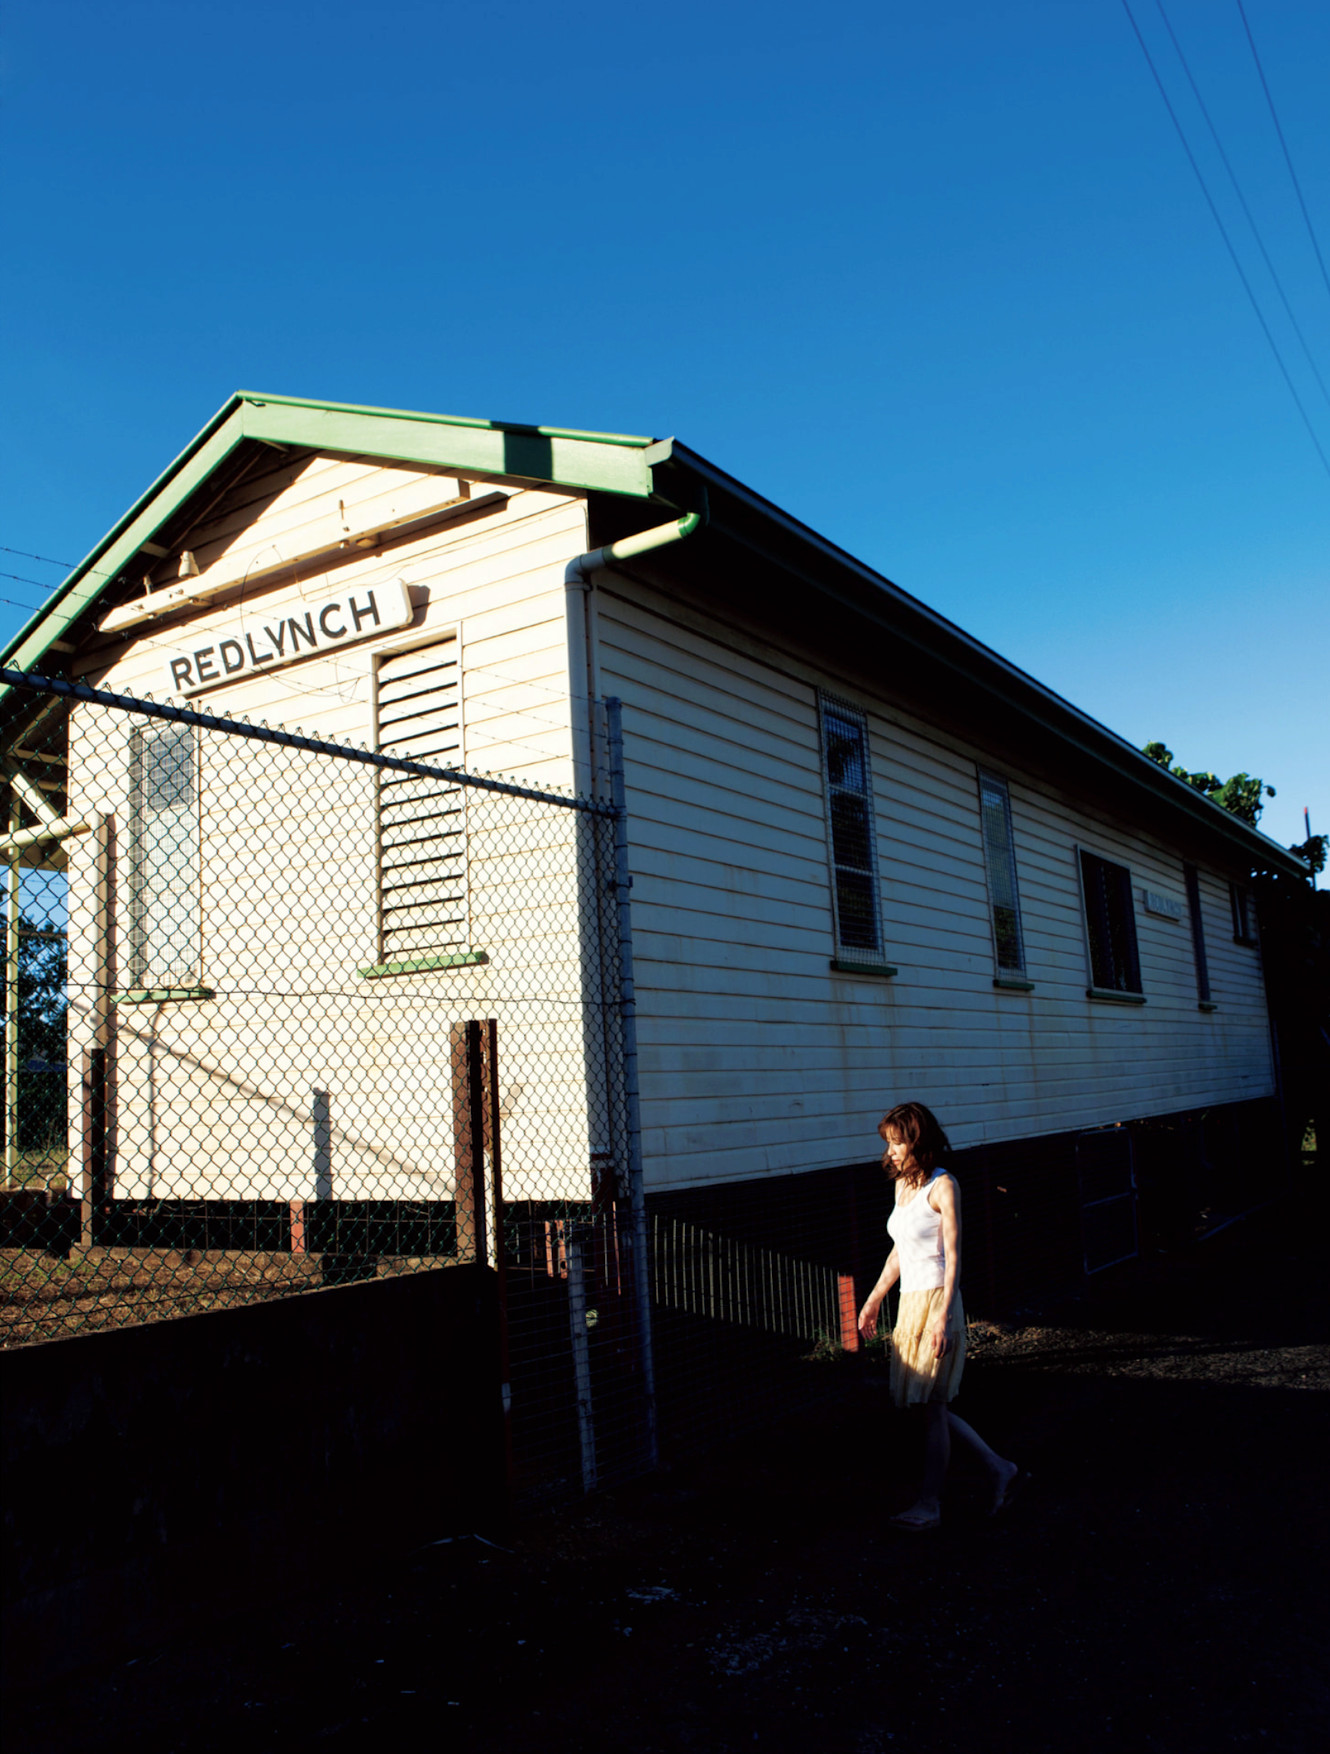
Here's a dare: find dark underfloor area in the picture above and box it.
[8,1187,1329,1754]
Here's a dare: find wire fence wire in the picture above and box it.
[0,671,653,1501]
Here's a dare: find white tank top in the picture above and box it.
[887,1170,948,1293]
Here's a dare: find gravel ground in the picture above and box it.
[9,1197,1329,1754]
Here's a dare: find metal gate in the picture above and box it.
[0,669,654,1501]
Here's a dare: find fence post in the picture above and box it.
[78,813,113,1248]
[566,1227,598,1493]
[604,698,658,1471]
[450,1020,488,1264]
[485,1018,515,1496]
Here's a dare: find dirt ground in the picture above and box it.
[9,1197,1329,1754]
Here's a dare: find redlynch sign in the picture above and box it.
[165,579,413,696]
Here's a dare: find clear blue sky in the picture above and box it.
[2,0,1326,868]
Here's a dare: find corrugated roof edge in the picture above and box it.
[0,396,1308,880]
[663,440,1308,880]
[0,391,661,687]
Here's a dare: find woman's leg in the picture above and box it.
[890,1401,950,1528]
[946,1410,1019,1510]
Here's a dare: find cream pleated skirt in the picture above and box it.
[890,1288,966,1407]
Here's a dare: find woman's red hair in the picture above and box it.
[878,1101,952,1186]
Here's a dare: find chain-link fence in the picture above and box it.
[0,669,655,1502]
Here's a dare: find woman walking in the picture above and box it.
[858,1101,1022,1530]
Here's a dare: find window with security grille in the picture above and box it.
[977,770,1026,974]
[818,694,883,957]
[374,637,466,965]
[1229,881,1259,945]
[1078,849,1142,994]
[1183,863,1211,1002]
[127,723,202,986]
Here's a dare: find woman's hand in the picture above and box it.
[926,1316,953,1358]
[858,1295,884,1340]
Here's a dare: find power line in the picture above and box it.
[1,571,61,596]
[1235,0,1330,305]
[1155,0,1330,411]
[0,546,76,571]
[1120,0,1330,482]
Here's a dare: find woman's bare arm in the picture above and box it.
[927,1175,961,1356]
[857,1246,901,1339]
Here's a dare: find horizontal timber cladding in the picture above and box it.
[74,449,590,797]
[43,454,611,1230]
[593,576,1276,1193]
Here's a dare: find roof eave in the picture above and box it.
[660,443,1308,881]
[1,392,658,687]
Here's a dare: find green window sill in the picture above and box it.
[830,958,898,979]
[1086,986,1146,1006]
[993,975,1035,992]
[1198,1000,1219,1012]
[358,950,490,980]
[112,986,215,1005]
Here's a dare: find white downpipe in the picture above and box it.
[564,511,703,799]
[562,509,702,1474]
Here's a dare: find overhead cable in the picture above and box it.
[1120,0,1330,482]
[1155,0,1330,411]
[1235,0,1330,305]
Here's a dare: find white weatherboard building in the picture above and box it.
[1,394,1301,1291]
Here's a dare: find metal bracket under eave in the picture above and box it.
[98,489,510,636]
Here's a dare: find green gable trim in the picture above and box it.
[0,407,251,690]
[239,397,653,497]
[236,391,653,448]
[0,392,660,697]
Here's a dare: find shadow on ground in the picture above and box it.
[7,1200,1328,1754]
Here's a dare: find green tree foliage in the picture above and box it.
[1142,742,1276,828]
[1145,739,1327,1169]
[0,911,68,1152]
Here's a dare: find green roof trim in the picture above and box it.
[235,390,654,448]
[1,405,250,685]
[0,391,660,693]
[238,396,653,496]
[0,389,1310,886]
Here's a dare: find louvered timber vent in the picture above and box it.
[374,638,467,962]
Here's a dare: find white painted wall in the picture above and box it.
[58,446,1276,1212]
[63,451,613,1209]
[592,575,1274,1192]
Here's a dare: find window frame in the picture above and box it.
[125,720,204,989]
[976,768,1028,981]
[816,692,888,968]
[1229,880,1259,946]
[369,625,472,972]
[1182,862,1213,1006]
[1076,845,1144,1000]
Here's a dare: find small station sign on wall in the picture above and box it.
[1142,889,1184,921]
[163,577,413,696]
